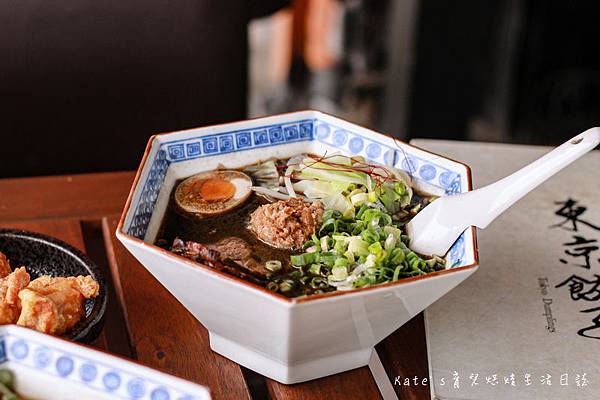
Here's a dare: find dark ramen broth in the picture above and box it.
[156,171,438,298]
[156,183,294,272]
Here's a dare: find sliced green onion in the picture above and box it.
[320,236,330,252]
[384,233,397,251]
[360,227,379,244]
[367,191,378,203]
[265,260,282,272]
[392,265,402,281]
[348,237,369,257]
[269,155,445,295]
[350,192,368,206]
[356,203,369,219]
[332,266,348,280]
[394,181,406,195]
[308,264,322,275]
[390,248,406,264]
[306,245,318,253]
[291,252,317,266]
[342,205,355,219]
[368,241,383,255]
[344,250,355,263]
[348,188,366,197]
[334,257,349,268]
[279,281,293,292]
[383,225,401,239]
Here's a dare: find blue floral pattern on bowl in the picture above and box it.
[125,113,471,268]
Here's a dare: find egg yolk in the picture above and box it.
[199,178,236,202]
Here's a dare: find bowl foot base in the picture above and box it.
[209,332,373,384]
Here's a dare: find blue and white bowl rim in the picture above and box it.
[117,110,479,301]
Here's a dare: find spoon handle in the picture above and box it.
[466,127,600,228]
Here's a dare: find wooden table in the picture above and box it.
[0,172,429,400]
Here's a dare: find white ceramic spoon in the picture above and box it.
[406,127,600,256]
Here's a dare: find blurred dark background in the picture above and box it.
[2,0,599,178]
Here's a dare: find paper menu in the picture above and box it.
[410,139,600,400]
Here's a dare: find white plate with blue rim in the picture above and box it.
[0,325,210,399]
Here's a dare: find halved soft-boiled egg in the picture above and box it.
[174,170,252,217]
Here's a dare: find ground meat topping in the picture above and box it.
[248,198,324,250]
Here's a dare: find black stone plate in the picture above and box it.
[0,229,107,343]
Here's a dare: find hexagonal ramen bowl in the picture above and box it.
[116,111,479,384]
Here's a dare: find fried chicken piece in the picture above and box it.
[0,252,12,278]
[17,275,99,335]
[0,267,31,324]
